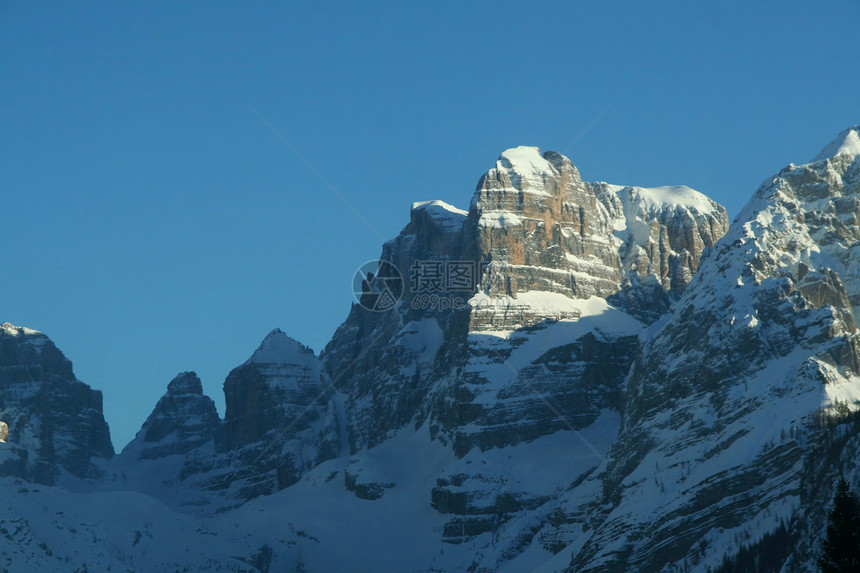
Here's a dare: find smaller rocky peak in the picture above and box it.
[378,200,471,263]
[403,201,469,241]
[811,126,860,163]
[210,330,339,497]
[614,184,725,217]
[247,329,316,366]
[122,371,219,460]
[166,371,205,396]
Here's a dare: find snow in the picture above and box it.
[822,364,860,407]
[410,200,468,231]
[411,199,467,217]
[0,478,253,572]
[810,126,860,163]
[496,146,556,192]
[597,182,722,251]
[498,146,554,176]
[396,318,444,365]
[612,183,721,215]
[216,416,621,573]
[0,322,43,338]
[470,292,642,334]
[467,295,642,403]
[219,424,473,572]
[478,210,523,228]
[247,328,316,365]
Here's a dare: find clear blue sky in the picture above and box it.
[2,1,858,450]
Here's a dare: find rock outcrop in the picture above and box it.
[120,371,219,460]
[0,322,113,485]
[464,147,729,327]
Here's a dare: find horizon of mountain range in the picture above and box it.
[2,126,860,572]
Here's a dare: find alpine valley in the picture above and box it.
[2,127,860,572]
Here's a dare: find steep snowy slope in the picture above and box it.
[557,127,860,572]
[0,478,278,572]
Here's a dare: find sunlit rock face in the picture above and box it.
[322,147,729,459]
[0,322,113,485]
[463,146,729,328]
[310,146,729,557]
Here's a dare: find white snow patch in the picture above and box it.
[0,322,43,337]
[411,200,468,232]
[499,146,554,176]
[479,210,523,228]
[396,318,444,365]
[811,126,860,163]
[467,296,642,402]
[620,184,719,214]
[496,146,556,193]
[470,292,641,334]
[411,199,468,217]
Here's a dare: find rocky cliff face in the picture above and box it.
[0,322,113,485]
[465,147,729,328]
[322,147,729,458]
[120,371,219,461]
[315,147,730,557]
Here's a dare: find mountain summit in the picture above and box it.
[811,125,860,162]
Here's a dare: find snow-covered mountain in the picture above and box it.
[1,130,859,572]
[564,126,860,572]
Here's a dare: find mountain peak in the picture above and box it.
[496,146,558,186]
[122,371,219,460]
[810,125,860,163]
[0,322,43,337]
[410,200,468,218]
[247,328,315,365]
[166,371,204,396]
